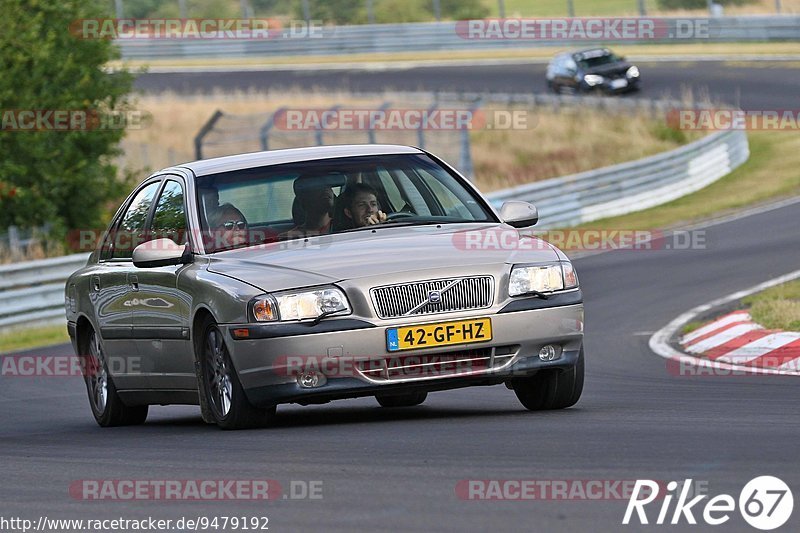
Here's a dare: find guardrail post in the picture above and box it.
[260,107,287,151]
[458,99,482,182]
[194,110,224,160]
[369,101,392,144]
[316,105,340,146]
[8,226,21,259]
[418,101,438,149]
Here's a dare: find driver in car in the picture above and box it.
[341,183,388,228]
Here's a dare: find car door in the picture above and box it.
[130,177,196,390]
[562,57,579,92]
[95,179,162,389]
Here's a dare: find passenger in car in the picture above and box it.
[335,183,388,229]
[211,203,248,248]
[283,184,336,238]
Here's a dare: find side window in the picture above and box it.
[151,180,187,245]
[111,181,161,260]
[416,169,469,218]
[376,168,404,212]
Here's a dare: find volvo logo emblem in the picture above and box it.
[427,290,442,304]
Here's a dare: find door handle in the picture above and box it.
[128,274,139,291]
[91,276,101,292]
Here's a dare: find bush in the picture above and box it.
[0,0,135,233]
[657,0,757,9]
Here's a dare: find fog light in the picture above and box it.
[539,344,561,361]
[298,371,326,388]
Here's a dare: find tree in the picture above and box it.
[0,0,135,234]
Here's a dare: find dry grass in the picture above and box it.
[472,104,702,191]
[0,325,69,354]
[573,130,800,231]
[0,237,66,265]
[120,90,385,172]
[115,42,800,70]
[743,280,800,330]
[122,90,696,194]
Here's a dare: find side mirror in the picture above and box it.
[132,239,192,268]
[500,201,538,228]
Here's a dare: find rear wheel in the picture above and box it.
[512,347,584,410]
[197,316,275,430]
[376,391,427,408]
[83,328,148,427]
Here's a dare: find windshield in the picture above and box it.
[195,153,496,253]
[576,52,622,69]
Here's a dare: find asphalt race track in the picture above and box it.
[134,61,800,110]
[2,200,799,531]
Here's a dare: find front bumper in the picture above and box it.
[226,300,584,407]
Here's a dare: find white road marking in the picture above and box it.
[681,311,751,343]
[649,268,800,376]
[716,332,800,364]
[684,323,763,353]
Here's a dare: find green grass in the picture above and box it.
[114,42,800,70]
[484,0,660,17]
[681,320,707,335]
[0,325,70,354]
[742,280,800,330]
[573,131,800,232]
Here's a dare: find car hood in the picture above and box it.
[206,223,560,292]
[585,62,632,77]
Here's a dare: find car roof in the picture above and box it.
[572,48,613,59]
[170,144,425,177]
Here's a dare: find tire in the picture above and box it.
[83,328,148,427]
[512,347,584,411]
[376,391,427,408]
[196,316,275,430]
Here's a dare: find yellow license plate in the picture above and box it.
[386,318,492,352]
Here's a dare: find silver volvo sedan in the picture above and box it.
[65,145,584,429]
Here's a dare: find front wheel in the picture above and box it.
[197,316,275,430]
[83,328,148,427]
[376,391,427,408]
[512,347,584,410]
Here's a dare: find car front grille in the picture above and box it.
[355,346,517,382]
[370,276,494,319]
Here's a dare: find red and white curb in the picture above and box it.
[680,310,800,370]
[649,269,800,376]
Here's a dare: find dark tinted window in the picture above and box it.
[111,181,161,259]
[151,180,187,245]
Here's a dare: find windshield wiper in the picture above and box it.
[520,290,550,300]
[309,310,341,326]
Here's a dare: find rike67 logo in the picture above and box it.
[623,476,793,530]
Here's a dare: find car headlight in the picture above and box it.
[626,66,640,78]
[251,287,351,322]
[508,262,579,297]
[583,74,604,86]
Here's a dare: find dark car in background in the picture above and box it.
[546,48,641,95]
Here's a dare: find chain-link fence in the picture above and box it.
[194,94,475,176]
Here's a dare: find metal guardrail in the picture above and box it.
[0,254,90,329]
[0,116,749,333]
[117,16,800,60]
[487,128,749,228]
